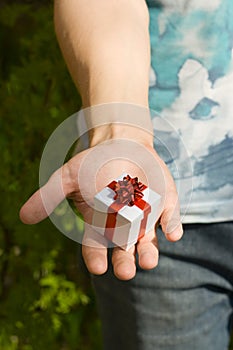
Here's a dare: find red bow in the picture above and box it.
[113,175,144,206]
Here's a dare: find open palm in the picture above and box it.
[20,138,183,280]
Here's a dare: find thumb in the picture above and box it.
[20,168,66,224]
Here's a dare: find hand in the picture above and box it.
[20,131,183,281]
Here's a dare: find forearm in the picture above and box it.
[54,0,150,108]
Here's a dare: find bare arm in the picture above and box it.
[54,0,150,107]
[20,1,182,280]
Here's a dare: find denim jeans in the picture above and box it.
[91,222,233,350]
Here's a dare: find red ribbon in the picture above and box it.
[104,175,151,244]
[113,175,146,206]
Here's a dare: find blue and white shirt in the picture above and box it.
[147,0,233,222]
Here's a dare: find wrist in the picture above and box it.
[89,123,153,148]
[83,103,154,148]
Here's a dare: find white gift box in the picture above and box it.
[92,174,162,250]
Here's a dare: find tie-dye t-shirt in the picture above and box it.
[147,0,233,223]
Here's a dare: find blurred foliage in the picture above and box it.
[0,1,102,349]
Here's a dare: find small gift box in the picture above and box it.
[92,174,161,250]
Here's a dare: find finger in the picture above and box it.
[136,229,159,269]
[82,224,108,275]
[20,168,66,224]
[160,192,183,242]
[111,245,136,280]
